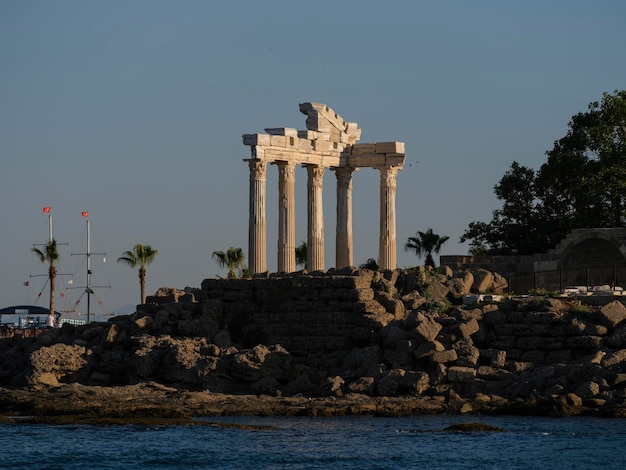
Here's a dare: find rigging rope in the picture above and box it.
[32,278,49,306]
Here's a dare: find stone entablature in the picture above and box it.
[243,103,406,274]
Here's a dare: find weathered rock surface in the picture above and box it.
[2,266,626,419]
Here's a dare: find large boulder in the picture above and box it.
[401,291,426,310]
[599,301,626,329]
[453,338,480,367]
[346,376,376,395]
[28,343,89,385]
[398,370,430,394]
[447,271,474,299]
[341,346,383,379]
[471,269,494,293]
[131,335,219,385]
[423,280,449,301]
[491,273,508,293]
[376,369,405,396]
[448,366,477,384]
[447,278,470,299]
[412,313,442,343]
[146,287,195,304]
[231,344,292,382]
[457,318,480,339]
[375,291,406,317]
[601,349,626,368]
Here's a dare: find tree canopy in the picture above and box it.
[359,258,379,270]
[212,247,245,279]
[117,243,158,304]
[295,241,307,268]
[461,90,626,255]
[31,239,60,316]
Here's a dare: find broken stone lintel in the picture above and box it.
[243,133,271,146]
[352,142,405,155]
[264,127,298,137]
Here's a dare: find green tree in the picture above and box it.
[117,244,159,304]
[462,90,626,254]
[31,239,60,318]
[461,161,543,255]
[212,246,245,279]
[538,90,626,229]
[404,228,449,268]
[359,258,379,270]
[295,241,307,269]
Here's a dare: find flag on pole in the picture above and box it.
[43,207,51,213]
[81,211,89,217]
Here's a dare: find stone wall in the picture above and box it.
[440,254,540,278]
[200,270,385,368]
[441,228,626,278]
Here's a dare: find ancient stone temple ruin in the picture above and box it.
[243,103,406,274]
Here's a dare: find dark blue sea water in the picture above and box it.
[0,415,624,469]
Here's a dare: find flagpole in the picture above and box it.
[86,217,91,324]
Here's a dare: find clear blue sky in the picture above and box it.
[1,0,625,315]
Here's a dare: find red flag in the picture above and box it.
[43,207,51,213]
[81,211,89,218]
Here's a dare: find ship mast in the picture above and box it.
[71,211,109,323]
[86,217,93,323]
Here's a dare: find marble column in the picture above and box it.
[276,161,296,273]
[248,159,267,274]
[305,164,325,271]
[334,167,356,268]
[378,166,399,271]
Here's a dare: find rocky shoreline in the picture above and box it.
[2,267,626,424]
[1,381,624,426]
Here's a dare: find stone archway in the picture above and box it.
[558,236,626,269]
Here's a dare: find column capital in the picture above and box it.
[273,160,296,182]
[304,164,325,188]
[377,164,400,176]
[332,166,357,185]
[246,159,267,180]
[377,165,400,189]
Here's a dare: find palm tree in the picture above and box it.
[295,241,307,269]
[212,247,245,279]
[31,239,60,318]
[117,244,159,304]
[359,258,379,270]
[404,228,449,268]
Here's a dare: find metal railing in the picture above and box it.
[507,266,626,295]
